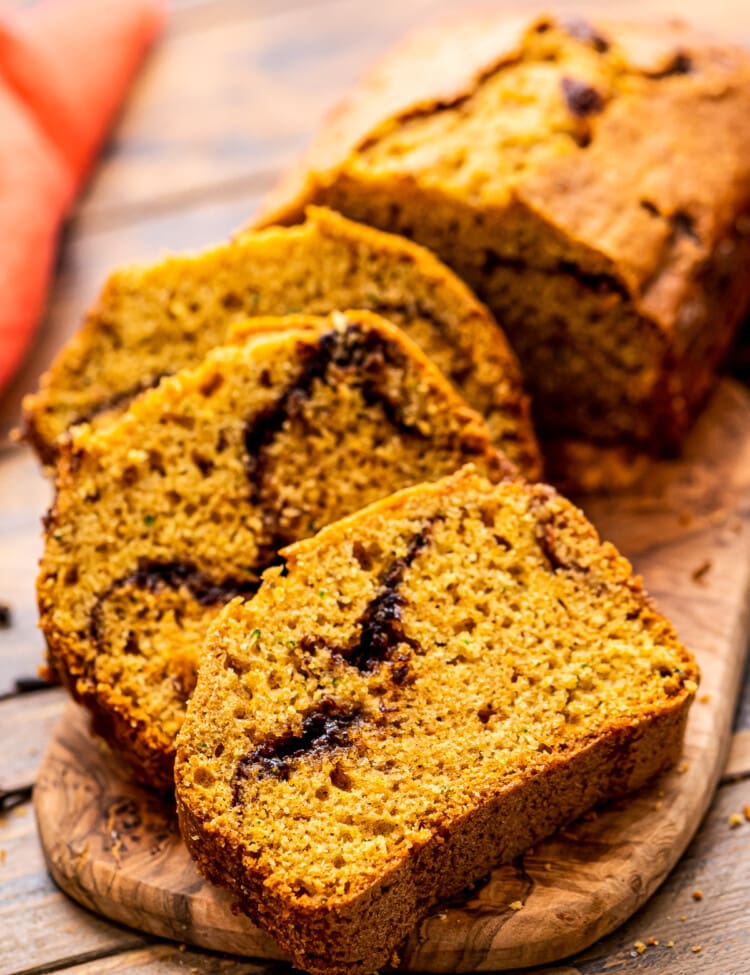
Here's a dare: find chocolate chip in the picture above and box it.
[662,51,693,76]
[477,703,495,725]
[561,77,605,117]
[343,522,435,674]
[561,18,610,53]
[0,603,10,629]
[673,210,700,245]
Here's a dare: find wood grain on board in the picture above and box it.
[0,691,746,975]
[30,380,750,972]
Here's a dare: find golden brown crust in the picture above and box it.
[254,14,750,470]
[179,703,689,975]
[257,14,750,322]
[175,466,697,975]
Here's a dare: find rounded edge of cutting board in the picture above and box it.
[33,380,750,971]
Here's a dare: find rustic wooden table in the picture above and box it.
[1,1,749,973]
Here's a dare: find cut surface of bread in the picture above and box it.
[256,14,750,476]
[175,465,697,975]
[38,312,511,788]
[23,205,539,478]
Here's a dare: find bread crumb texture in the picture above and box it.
[38,313,510,788]
[23,206,538,478]
[175,466,697,975]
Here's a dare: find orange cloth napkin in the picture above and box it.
[0,0,166,394]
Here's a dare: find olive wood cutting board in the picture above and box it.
[33,379,750,972]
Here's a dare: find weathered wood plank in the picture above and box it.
[0,802,147,975]
[0,688,65,795]
[0,448,50,694]
[52,944,278,975]
[569,777,750,973]
[724,729,750,781]
[3,773,748,975]
[79,0,434,226]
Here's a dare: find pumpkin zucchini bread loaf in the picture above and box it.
[38,311,511,788]
[23,206,539,478]
[175,465,697,975]
[256,14,750,479]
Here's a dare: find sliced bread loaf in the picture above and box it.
[175,465,697,975]
[38,311,511,788]
[255,15,750,481]
[23,206,539,478]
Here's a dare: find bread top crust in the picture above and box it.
[256,14,750,333]
[175,464,697,907]
[23,206,538,478]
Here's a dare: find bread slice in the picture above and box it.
[255,14,750,482]
[22,206,539,478]
[38,311,511,789]
[175,465,697,975]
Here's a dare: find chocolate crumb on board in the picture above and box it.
[0,602,11,629]
[13,674,54,694]
[560,77,605,117]
[691,559,712,583]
